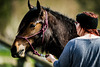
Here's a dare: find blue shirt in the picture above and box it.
[54,38,100,67]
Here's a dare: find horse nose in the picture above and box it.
[11,41,26,58]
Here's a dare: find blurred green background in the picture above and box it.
[0,0,100,67]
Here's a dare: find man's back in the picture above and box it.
[54,38,100,67]
[72,38,100,67]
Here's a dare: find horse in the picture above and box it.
[11,0,78,58]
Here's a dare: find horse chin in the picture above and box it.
[18,53,25,58]
[17,49,26,58]
[11,53,25,58]
[11,49,26,58]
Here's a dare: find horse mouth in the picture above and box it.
[11,49,25,58]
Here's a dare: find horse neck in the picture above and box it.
[43,11,77,58]
[47,11,77,45]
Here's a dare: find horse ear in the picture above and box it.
[28,0,34,10]
[37,0,41,12]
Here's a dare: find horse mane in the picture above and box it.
[44,7,77,39]
[43,7,77,40]
[43,7,75,24]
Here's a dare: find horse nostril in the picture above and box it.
[18,49,24,55]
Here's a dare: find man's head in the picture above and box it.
[76,12,98,29]
[75,12,99,36]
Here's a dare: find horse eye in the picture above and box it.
[30,24,36,27]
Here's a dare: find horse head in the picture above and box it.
[11,0,78,58]
[11,0,48,58]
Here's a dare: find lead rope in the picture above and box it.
[31,11,48,57]
[42,11,48,43]
[33,11,48,56]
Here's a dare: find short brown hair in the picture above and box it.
[83,12,98,18]
[85,29,99,36]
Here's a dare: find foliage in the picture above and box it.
[77,0,100,14]
[0,0,12,34]
[0,63,14,67]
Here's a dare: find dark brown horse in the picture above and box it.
[11,0,78,58]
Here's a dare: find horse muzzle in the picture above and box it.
[11,46,26,58]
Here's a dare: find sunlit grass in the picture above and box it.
[0,47,41,67]
[0,50,10,56]
[0,63,14,67]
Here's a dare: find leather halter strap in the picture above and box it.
[16,11,48,57]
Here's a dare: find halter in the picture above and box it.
[16,11,48,57]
